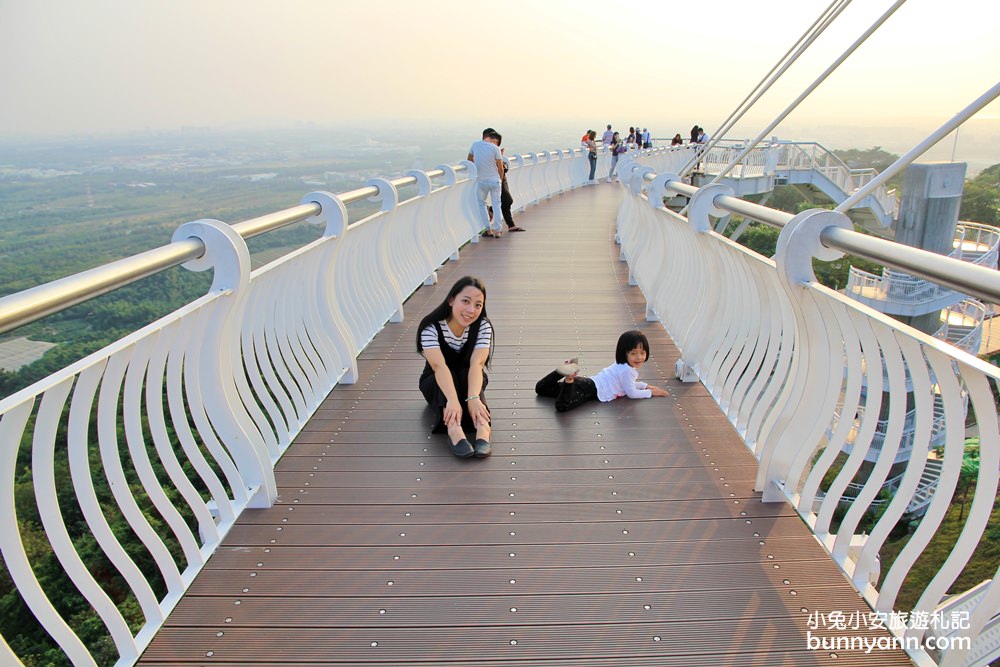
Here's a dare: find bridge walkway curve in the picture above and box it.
[137,183,911,666]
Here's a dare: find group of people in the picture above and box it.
[467,128,526,238]
[418,276,667,459]
[579,124,652,183]
[582,124,696,183]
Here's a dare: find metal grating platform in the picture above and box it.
[137,183,912,666]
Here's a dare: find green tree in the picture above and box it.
[959,163,1000,226]
[956,439,981,522]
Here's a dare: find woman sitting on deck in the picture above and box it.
[536,330,667,412]
[417,276,494,459]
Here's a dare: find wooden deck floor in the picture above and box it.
[138,184,913,666]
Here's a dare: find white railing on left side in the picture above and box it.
[614,156,1000,667]
[0,145,600,667]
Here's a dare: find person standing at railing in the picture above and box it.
[641,128,651,149]
[671,134,683,146]
[586,130,598,183]
[491,134,526,232]
[608,131,625,183]
[417,276,494,458]
[468,129,505,238]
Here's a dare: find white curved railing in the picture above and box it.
[701,142,772,179]
[615,156,999,667]
[0,145,624,666]
[846,222,1000,315]
[0,141,997,667]
[772,140,900,220]
[680,139,898,227]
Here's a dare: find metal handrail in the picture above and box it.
[3,136,1000,342]
[0,167,462,335]
[654,177,1000,305]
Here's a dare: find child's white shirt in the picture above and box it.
[591,363,651,402]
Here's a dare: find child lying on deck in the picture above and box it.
[535,330,668,412]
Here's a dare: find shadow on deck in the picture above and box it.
[138,184,912,665]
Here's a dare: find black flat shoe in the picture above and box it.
[474,439,492,458]
[450,438,475,458]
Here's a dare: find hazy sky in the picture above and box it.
[2,0,999,152]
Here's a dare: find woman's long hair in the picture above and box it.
[416,276,493,366]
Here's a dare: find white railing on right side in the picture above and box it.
[616,156,999,667]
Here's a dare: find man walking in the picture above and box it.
[468,128,505,237]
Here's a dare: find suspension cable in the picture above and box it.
[679,0,908,218]
[835,81,1000,213]
[678,0,852,178]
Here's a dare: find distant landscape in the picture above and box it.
[0,127,997,400]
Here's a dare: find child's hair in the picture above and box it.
[615,330,650,364]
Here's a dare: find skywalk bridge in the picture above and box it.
[0,143,998,667]
[680,139,898,232]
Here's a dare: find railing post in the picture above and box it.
[760,208,854,502]
[365,177,406,323]
[404,169,440,286]
[624,166,655,285]
[170,218,276,507]
[673,183,736,382]
[435,164,464,261]
[302,190,359,384]
[457,159,483,243]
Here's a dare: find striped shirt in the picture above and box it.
[420,319,492,352]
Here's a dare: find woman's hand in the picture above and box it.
[443,398,463,428]
[467,397,491,428]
